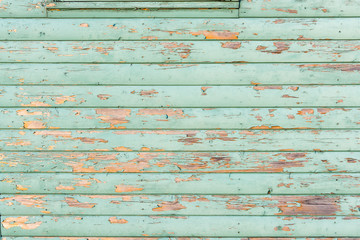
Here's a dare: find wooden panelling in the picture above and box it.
[50,2,239,9]
[1,0,360,238]
[2,173,360,194]
[2,216,360,237]
[2,0,360,18]
[1,194,360,216]
[0,130,360,151]
[2,239,360,240]
[46,1,240,18]
[2,238,359,240]
[47,9,239,18]
[2,64,360,86]
[1,41,360,63]
[2,18,360,41]
[0,0,47,18]
[0,86,360,107]
[1,151,360,173]
[239,0,360,18]
[1,108,359,130]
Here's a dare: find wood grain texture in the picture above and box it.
[2,215,360,237]
[0,86,359,107]
[1,194,360,216]
[0,130,360,151]
[1,41,359,63]
[2,64,360,86]
[1,107,359,130]
[2,18,360,41]
[2,173,360,194]
[1,151,360,173]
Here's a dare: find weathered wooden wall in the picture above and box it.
[1,0,360,238]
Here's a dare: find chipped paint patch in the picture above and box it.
[115,185,144,193]
[96,109,131,128]
[2,217,42,230]
[190,30,239,40]
[152,200,186,212]
[221,42,241,49]
[65,197,96,208]
[108,217,128,224]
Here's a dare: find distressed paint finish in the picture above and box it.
[0,86,360,107]
[2,0,360,238]
[1,152,360,173]
[2,216,360,237]
[1,194,360,216]
[0,0,47,18]
[46,1,240,18]
[1,41,360,63]
[2,64,360,86]
[2,239,360,240]
[239,0,360,18]
[0,129,360,151]
[2,173,360,194]
[1,18,360,41]
[49,9,240,18]
[2,0,360,18]
[1,108,360,130]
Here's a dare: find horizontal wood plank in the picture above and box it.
[47,9,239,18]
[1,108,359,130]
[2,64,360,86]
[2,18,360,41]
[0,0,46,18]
[1,173,360,194]
[0,86,359,108]
[50,2,239,9]
[1,0,360,18]
[2,215,360,236]
[1,194,359,216]
[0,130,360,151]
[0,239,357,240]
[1,151,360,173]
[1,41,359,63]
[239,0,360,17]
[57,0,239,2]
[1,239,358,240]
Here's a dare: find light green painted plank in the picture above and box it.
[47,9,238,18]
[2,0,359,18]
[2,216,360,237]
[2,173,360,194]
[1,151,360,173]
[2,64,360,86]
[2,18,359,41]
[1,108,359,130]
[50,2,239,8]
[0,239,354,240]
[0,0,47,18]
[0,86,359,107]
[1,41,359,63]
[0,130,360,151]
[0,238,355,240]
[58,0,239,2]
[1,194,359,216]
[239,0,360,17]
